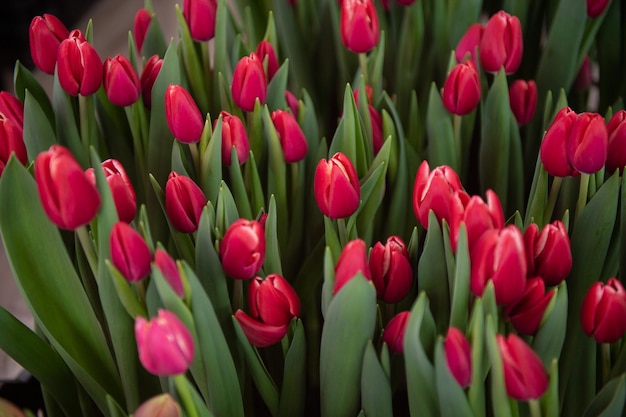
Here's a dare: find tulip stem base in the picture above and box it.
[337,218,348,247]
[544,176,562,225]
[173,375,200,417]
[529,399,542,417]
[359,53,369,85]
[602,343,611,385]
[232,279,244,312]
[575,173,590,221]
[76,225,97,276]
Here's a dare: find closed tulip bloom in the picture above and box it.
[57,33,103,96]
[369,236,413,303]
[314,152,360,219]
[155,249,184,297]
[606,110,626,173]
[234,309,290,348]
[581,278,626,343]
[442,61,481,116]
[183,0,218,41]
[35,145,101,230]
[505,277,555,335]
[165,172,206,233]
[455,23,484,64]
[455,189,504,252]
[340,0,380,53]
[135,309,195,376]
[218,111,250,165]
[334,239,372,295]
[165,84,204,143]
[140,55,163,108]
[382,311,410,354]
[0,115,27,176]
[497,334,548,400]
[444,327,472,388]
[249,274,301,327]
[232,53,267,112]
[103,55,141,107]
[470,225,527,307]
[255,40,280,82]
[85,159,136,223]
[525,221,572,287]
[479,11,523,74]
[568,112,608,174]
[539,107,579,177]
[134,394,181,417]
[133,8,152,53]
[110,222,152,282]
[219,219,265,280]
[271,110,308,163]
[29,14,70,75]
[0,92,24,129]
[509,79,537,126]
[285,90,300,118]
[587,0,610,18]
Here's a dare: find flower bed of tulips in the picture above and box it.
[1,0,626,416]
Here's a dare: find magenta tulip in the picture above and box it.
[314,152,361,219]
[219,219,265,280]
[109,222,152,282]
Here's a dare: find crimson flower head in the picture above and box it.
[587,0,610,18]
[497,333,549,400]
[218,111,250,165]
[505,277,555,335]
[271,110,308,163]
[479,10,523,74]
[103,54,141,107]
[35,145,101,230]
[524,221,572,287]
[232,53,267,112]
[581,278,626,343]
[57,32,103,96]
[0,92,24,130]
[509,80,537,126]
[85,159,136,223]
[444,327,472,388]
[140,55,163,108]
[133,8,152,53]
[29,14,70,75]
[234,274,300,348]
[165,172,206,233]
[455,23,484,64]
[255,40,280,82]
[219,219,265,280]
[0,114,27,176]
[340,0,380,53]
[382,311,410,354]
[606,110,626,174]
[135,310,195,376]
[165,84,204,143]
[442,60,481,116]
[314,152,360,219]
[334,239,372,295]
[155,249,184,298]
[109,222,152,283]
[455,189,504,253]
[539,107,579,177]
[183,0,218,41]
[369,236,413,303]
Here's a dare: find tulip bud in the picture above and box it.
[505,277,555,335]
[455,189,504,252]
[314,152,360,218]
[249,274,301,326]
[217,111,250,165]
[497,333,549,400]
[234,309,290,348]
[155,249,184,297]
[340,0,380,53]
[0,92,24,129]
[569,112,608,174]
[444,327,472,388]
[219,219,265,280]
[134,394,181,417]
[539,107,579,177]
[103,54,141,107]
[29,14,70,75]
[135,309,195,376]
[255,40,280,82]
[606,110,626,173]
[232,53,267,112]
[479,11,523,74]
[455,23,484,64]
[334,239,372,295]
[285,90,300,118]
[524,221,572,287]
[183,0,218,41]
[133,8,152,53]
[57,33,103,96]
[34,145,101,230]
[0,114,27,176]
[165,84,204,143]
[369,236,413,303]
[271,110,309,163]
[470,225,527,307]
[587,0,610,18]
[581,278,626,343]
[442,61,481,116]
[574,56,592,91]
[110,222,152,282]
[509,79,537,126]
[85,159,136,223]
[165,172,206,233]
[382,311,410,354]
[140,55,163,108]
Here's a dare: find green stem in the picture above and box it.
[76,226,97,276]
[337,218,348,247]
[189,142,201,179]
[602,343,611,386]
[575,173,590,221]
[543,176,563,225]
[232,279,244,312]
[173,375,200,417]
[358,53,369,85]
[79,94,93,155]
[529,399,542,417]
[453,114,462,174]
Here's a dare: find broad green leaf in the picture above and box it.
[426,82,457,172]
[467,300,485,417]
[449,225,470,329]
[541,360,560,417]
[13,61,55,127]
[52,72,85,167]
[583,374,626,417]
[532,281,568,369]
[264,196,283,275]
[361,341,393,417]
[201,116,223,205]
[485,316,512,417]
[278,320,307,417]
[228,148,253,220]
[266,60,289,111]
[434,338,475,417]
[23,90,56,161]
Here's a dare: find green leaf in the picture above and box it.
[228,149,253,220]
[140,8,168,59]
[266,60,289,111]
[485,316,512,417]
[52,73,85,167]
[23,90,56,161]
[264,195,283,275]
[201,116,223,205]
[264,106,288,248]
[426,82,457,172]
[434,338,475,417]
[449,225,470,329]
[361,341,393,417]
[467,299,485,417]
[541,360,560,417]
[583,374,626,417]
[278,320,307,417]
[320,275,377,417]
[13,61,55,128]
[532,281,568,369]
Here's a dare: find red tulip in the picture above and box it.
[56,32,103,96]
[231,53,267,112]
[165,84,204,143]
[0,92,24,130]
[568,112,608,174]
[455,189,504,252]
[334,239,372,295]
[135,310,194,376]
[285,90,300,118]
[314,152,361,219]
[524,221,572,287]
[587,0,610,18]
[34,145,101,230]
[497,333,548,400]
[233,309,290,348]
[249,274,300,326]
[369,236,413,303]
[0,115,27,176]
[103,55,141,107]
[455,23,484,64]
[140,55,163,108]
[509,79,537,126]
[133,8,152,53]
[581,278,626,343]
[479,11,523,74]
[442,61,481,116]
[155,249,184,297]
[505,277,555,335]
[255,40,280,82]
[85,159,136,223]
[444,327,472,388]
[29,14,70,74]
[183,0,218,41]
[217,111,250,165]
[165,172,206,233]
[271,110,308,163]
[382,311,410,354]
[606,110,626,173]
[470,225,527,307]
[110,222,152,282]
[340,0,380,53]
[219,219,265,280]
[539,107,579,177]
